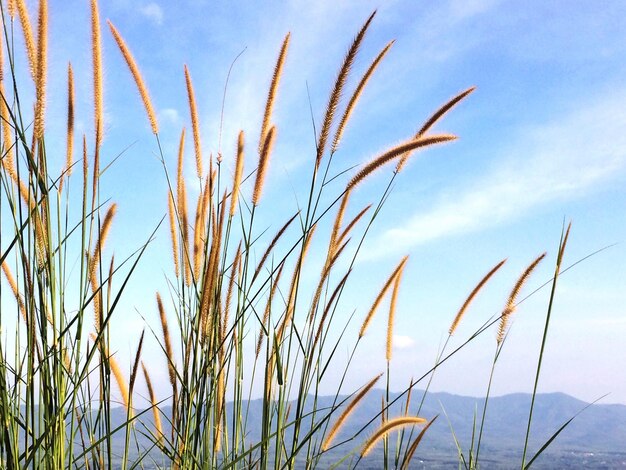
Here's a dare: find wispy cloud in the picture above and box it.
[393,335,415,349]
[364,89,626,260]
[160,108,181,125]
[140,3,163,25]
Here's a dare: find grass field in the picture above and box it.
[0,2,589,469]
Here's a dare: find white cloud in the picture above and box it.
[160,108,181,125]
[447,0,502,21]
[364,90,626,260]
[393,335,415,349]
[140,3,163,25]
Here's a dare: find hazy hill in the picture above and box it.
[99,390,626,468]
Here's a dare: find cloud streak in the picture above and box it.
[364,89,626,259]
[140,3,163,25]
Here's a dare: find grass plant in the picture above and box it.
[0,2,597,469]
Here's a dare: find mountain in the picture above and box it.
[101,390,626,468]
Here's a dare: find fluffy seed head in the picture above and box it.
[15,0,37,79]
[449,258,507,336]
[316,11,376,169]
[348,134,456,191]
[361,416,427,457]
[184,65,203,178]
[91,0,103,146]
[331,40,394,153]
[259,33,290,153]
[497,253,546,344]
[108,21,158,134]
[230,130,245,216]
[142,362,163,441]
[386,263,405,362]
[397,86,475,173]
[33,0,48,140]
[400,417,439,470]
[252,126,276,205]
[322,373,382,451]
[359,256,408,338]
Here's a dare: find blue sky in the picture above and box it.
[5,0,626,405]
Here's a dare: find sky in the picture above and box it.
[3,0,626,407]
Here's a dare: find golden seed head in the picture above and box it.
[449,258,507,336]
[252,125,276,206]
[322,373,382,451]
[91,0,104,146]
[141,362,163,441]
[16,0,37,79]
[386,262,406,362]
[317,11,376,169]
[108,353,130,410]
[348,134,456,191]
[33,0,48,140]
[230,130,245,216]
[331,40,394,154]
[359,256,408,338]
[259,33,290,153]
[184,65,203,178]
[361,416,427,457]
[497,253,546,344]
[107,21,159,134]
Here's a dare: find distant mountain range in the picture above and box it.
[99,390,626,468]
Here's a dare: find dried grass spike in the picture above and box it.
[359,256,408,338]
[386,261,406,361]
[259,33,290,153]
[329,190,350,253]
[156,292,178,427]
[417,87,476,138]
[61,63,75,192]
[322,373,382,451]
[230,130,245,216]
[449,258,507,336]
[184,65,203,178]
[400,416,439,470]
[90,203,118,278]
[142,362,163,441]
[33,0,47,140]
[361,416,427,457]
[497,253,546,343]
[331,40,394,153]
[15,0,37,79]
[108,21,158,133]
[316,11,376,168]
[108,353,129,410]
[91,0,103,145]
[129,330,145,395]
[167,193,180,277]
[348,134,456,191]
[252,125,275,205]
[336,203,372,248]
[7,0,16,18]
[397,86,475,173]
[192,190,204,279]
